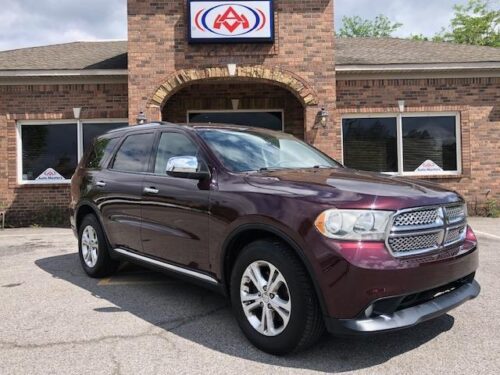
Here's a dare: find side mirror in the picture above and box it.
[166,156,210,180]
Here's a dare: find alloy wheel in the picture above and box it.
[81,225,99,268]
[240,260,292,337]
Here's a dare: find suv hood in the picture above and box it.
[244,168,463,211]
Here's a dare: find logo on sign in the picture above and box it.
[35,168,65,181]
[194,3,268,37]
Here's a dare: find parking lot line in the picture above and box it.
[475,231,500,241]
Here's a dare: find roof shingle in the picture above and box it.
[336,37,500,65]
[0,38,498,72]
[0,41,127,71]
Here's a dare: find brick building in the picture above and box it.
[0,0,499,226]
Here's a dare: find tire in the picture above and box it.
[78,214,119,278]
[230,239,325,355]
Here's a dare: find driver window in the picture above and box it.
[154,132,199,175]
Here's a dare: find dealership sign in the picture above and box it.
[188,1,274,43]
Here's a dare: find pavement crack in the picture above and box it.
[156,305,228,332]
[0,331,157,350]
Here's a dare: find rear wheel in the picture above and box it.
[78,214,119,278]
[230,239,325,355]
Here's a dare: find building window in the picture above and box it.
[21,123,78,182]
[17,120,128,184]
[342,117,398,173]
[82,122,126,153]
[342,113,461,176]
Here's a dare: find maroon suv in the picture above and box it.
[70,122,480,355]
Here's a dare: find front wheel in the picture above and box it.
[78,214,119,278]
[230,239,325,355]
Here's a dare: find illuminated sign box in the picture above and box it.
[188,1,274,43]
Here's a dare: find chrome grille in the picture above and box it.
[393,208,440,228]
[388,232,441,254]
[387,204,467,258]
[446,205,467,224]
[445,226,467,245]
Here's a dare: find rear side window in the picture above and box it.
[111,133,155,173]
[86,137,119,169]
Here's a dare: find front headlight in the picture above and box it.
[314,209,393,241]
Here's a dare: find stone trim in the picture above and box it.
[148,66,319,108]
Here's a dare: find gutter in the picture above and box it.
[0,69,128,77]
[336,62,500,80]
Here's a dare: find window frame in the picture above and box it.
[16,118,128,185]
[340,112,462,177]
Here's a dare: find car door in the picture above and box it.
[140,130,211,271]
[98,131,156,252]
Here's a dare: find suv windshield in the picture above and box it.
[197,128,341,172]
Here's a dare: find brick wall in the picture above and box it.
[162,82,305,139]
[127,0,336,154]
[0,83,128,226]
[335,76,500,204]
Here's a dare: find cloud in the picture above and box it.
[0,0,127,51]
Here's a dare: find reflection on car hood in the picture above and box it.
[244,168,462,210]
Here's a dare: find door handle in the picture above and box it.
[96,181,107,188]
[144,187,159,195]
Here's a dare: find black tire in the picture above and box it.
[78,214,119,278]
[230,239,325,355]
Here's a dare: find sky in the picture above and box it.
[0,0,494,51]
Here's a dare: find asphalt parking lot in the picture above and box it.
[0,219,499,375]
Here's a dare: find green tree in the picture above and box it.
[409,34,445,43]
[338,15,403,37]
[437,0,499,47]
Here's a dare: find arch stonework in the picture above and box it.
[148,66,319,110]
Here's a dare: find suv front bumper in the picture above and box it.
[325,279,480,335]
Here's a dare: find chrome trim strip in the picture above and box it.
[113,248,219,285]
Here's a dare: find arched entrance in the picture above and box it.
[162,80,305,139]
[146,66,320,140]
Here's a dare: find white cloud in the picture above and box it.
[0,0,127,51]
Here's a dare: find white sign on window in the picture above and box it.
[35,168,65,181]
[415,160,444,173]
[188,1,274,43]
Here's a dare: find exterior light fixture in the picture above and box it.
[227,63,237,76]
[314,107,329,129]
[73,107,82,119]
[398,100,405,113]
[136,111,147,125]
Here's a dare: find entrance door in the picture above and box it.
[188,110,283,131]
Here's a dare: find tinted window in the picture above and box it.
[198,129,339,172]
[112,133,155,173]
[83,122,128,153]
[403,116,458,172]
[86,137,119,169]
[189,112,283,131]
[154,132,199,175]
[342,118,398,172]
[21,123,77,181]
